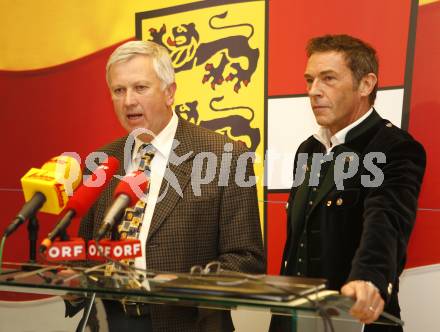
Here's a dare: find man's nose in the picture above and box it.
[308,80,323,97]
[124,89,137,107]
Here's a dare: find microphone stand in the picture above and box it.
[25,215,58,278]
[27,215,39,264]
[76,292,96,332]
[19,215,39,272]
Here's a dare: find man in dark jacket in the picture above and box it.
[271,34,426,331]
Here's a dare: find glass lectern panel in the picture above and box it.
[0,262,402,332]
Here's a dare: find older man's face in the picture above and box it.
[108,54,176,141]
[304,51,364,135]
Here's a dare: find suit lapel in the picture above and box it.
[308,145,354,215]
[307,110,383,216]
[286,138,320,249]
[147,119,195,242]
[289,153,313,230]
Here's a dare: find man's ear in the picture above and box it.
[165,82,177,106]
[359,73,378,98]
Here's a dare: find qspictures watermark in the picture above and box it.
[57,128,386,201]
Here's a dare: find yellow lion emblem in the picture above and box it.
[148,11,260,93]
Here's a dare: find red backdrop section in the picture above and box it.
[0,42,130,264]
[266,192,289,275]
[406,2,440,267]
[268,0,411,96]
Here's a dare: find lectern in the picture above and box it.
[0,262,402,332]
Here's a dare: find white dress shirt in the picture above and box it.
[313,108,373,154]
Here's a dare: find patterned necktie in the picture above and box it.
[106,143,155,273]
[118,143,155,243]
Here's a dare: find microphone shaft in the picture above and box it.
[47,209,76,242]
[96,194,131,241]
[4,192,46,237]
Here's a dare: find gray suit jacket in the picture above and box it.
[78,118,265,331]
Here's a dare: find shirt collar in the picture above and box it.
[313,108,373,152]
[132,111,179,160]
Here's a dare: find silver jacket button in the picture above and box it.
[387,283,393,295]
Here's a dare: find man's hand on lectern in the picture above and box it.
[341,280,385,324]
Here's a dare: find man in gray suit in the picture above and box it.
[75,40,264,332]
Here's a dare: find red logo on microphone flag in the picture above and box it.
[44,237,86,261]
[87,239,142,261]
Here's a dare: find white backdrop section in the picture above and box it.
[0,296,81,332]
[267,88,404,190]
[399,264,440,332]
[0,296,270,332]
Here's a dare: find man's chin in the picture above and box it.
[138,132,153,142]
[123,125,155,141]
[125,124,146,132]
[314,116,330,127]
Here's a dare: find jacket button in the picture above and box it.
[336,198,343,206]
[387,283,393,294]
[326,200,332,207]
[345,155,354,163]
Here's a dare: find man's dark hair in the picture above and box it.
[306,34,379,105]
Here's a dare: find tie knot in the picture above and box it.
[138,143,155,155]
[137,143,155,172]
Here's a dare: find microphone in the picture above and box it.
[95,170,149,241]
[40,156,120,252]
[3,156,82,237]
